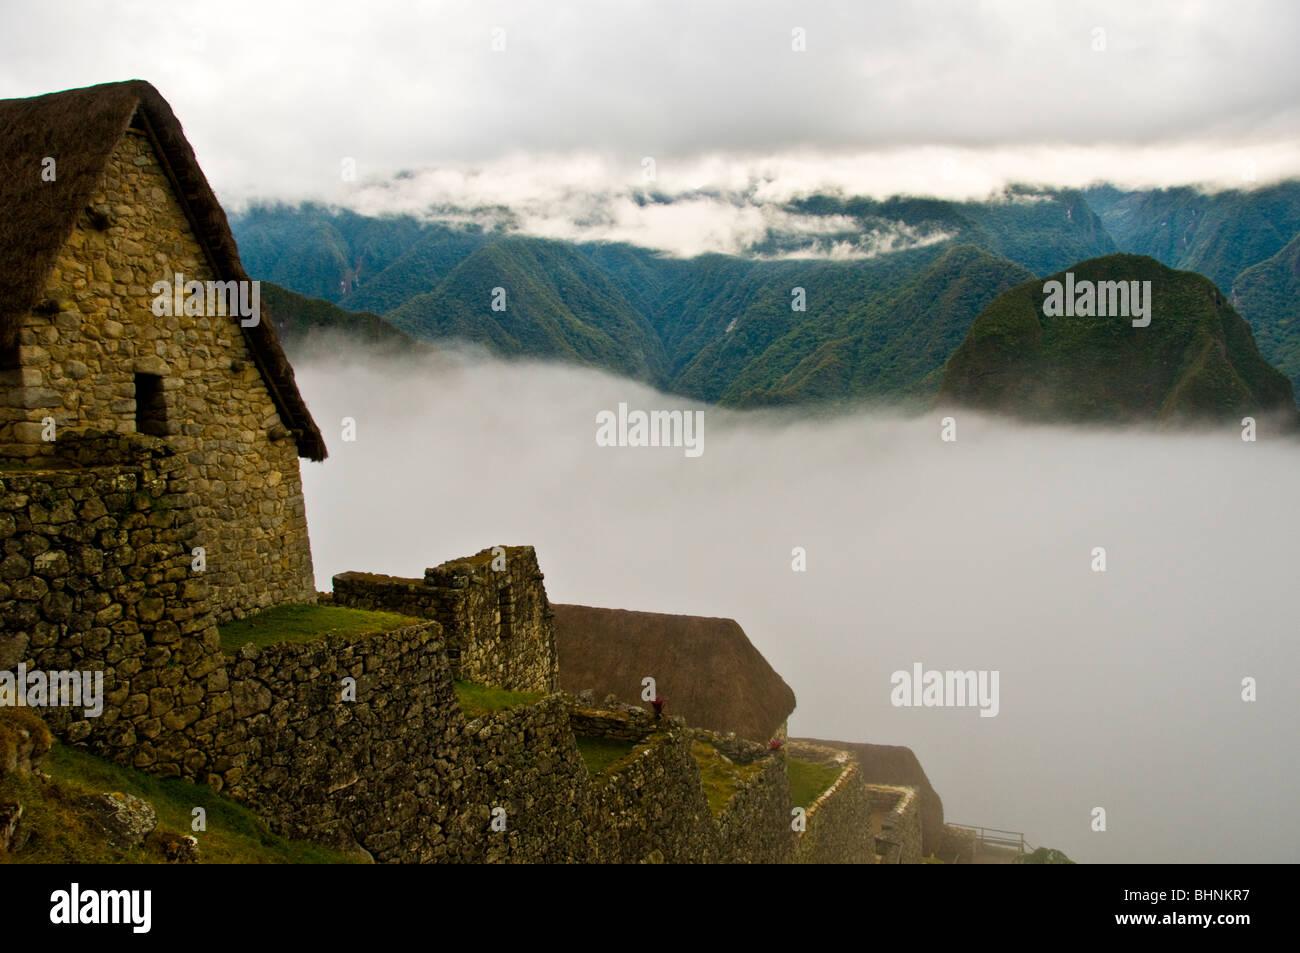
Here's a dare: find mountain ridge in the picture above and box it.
[938,253,1298,426]
[232,183,1300,410]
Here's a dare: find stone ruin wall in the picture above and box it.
[589,722,719,862]
[331,546,557,693]
[786,741,877,864]
[0,440,230,781]
[0,456,580,862]
[711,739,796,864]
[868,783,924,864]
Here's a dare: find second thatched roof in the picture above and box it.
[553,603,796,741]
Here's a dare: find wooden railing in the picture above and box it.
[948,823,1031,855]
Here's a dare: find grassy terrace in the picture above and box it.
[453,680,544,718]
[574,736,638,777]
[0,739,358,864]
[787,757,844,810]
[692,740,763,817]
[217,603,423,653]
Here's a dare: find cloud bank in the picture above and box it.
[7,1,1300,255]
[293,343,1300,863]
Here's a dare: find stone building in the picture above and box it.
[0,80,325,619]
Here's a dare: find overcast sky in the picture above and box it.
[5,0,1300,245]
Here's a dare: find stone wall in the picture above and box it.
[568,704,657,743]
[216,621,458,862]
[455,694,605,863]
[714,748,795,864]
[0,443,230,782]
[789,750,875,864]
[591,723,720,863]
[217,632,606,864]
[802,739,945,855]
[216,648,814,865]
[709,731,771,766]
[332,546,557,692]
[868,784,923,864]
[1,453,456,861]
[0,131,316,619]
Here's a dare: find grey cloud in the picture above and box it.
[3,0,1300,203]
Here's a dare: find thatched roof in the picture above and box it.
[0,80,326,461]
[552,603,796,741]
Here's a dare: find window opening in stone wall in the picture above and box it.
[0,343,18,370]
[498,587,514,639]
[134,372,169,436]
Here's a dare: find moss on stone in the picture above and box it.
[217,603,423,652]
[692,739,761,817]
[574,735,637,776]
[453,680,545,718]
[786,757,843,810]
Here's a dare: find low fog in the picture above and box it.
[294,342,1299,864]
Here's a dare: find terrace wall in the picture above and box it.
[714,747,795,864]
[217,621,459,861]
[783,741,875,864]
[591,723,721,863]
[454,694,606,863]
[1,442,230,783]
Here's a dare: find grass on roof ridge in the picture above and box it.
[692,738,763,817]
[786,757,845,811]
[453,680,546,718]
[217,603,424,653]
[574,735,639,777]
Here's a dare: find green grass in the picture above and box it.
[0,740,359,864]
[217,603,423,652]
[574,736,637,777]
[691,740,762,817]
[786,757,844,810]
[453,680,544,718]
